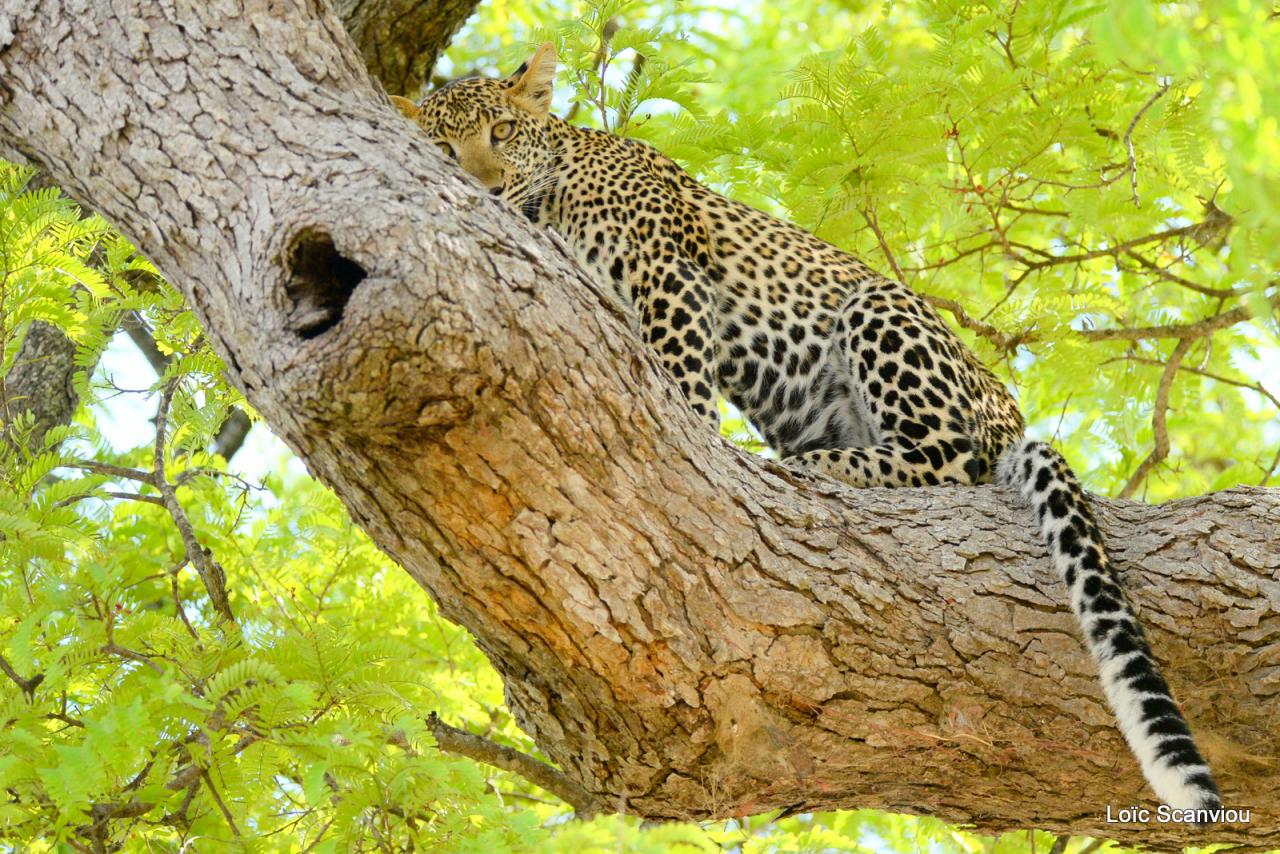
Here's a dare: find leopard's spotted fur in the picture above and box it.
[393,43,1222,815]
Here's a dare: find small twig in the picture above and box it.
[861,207,906,283]
[98,490,166,506]
[77,731,259,844]
[1260,445,1280,486]
[46,711,86,728]
[1013,218,1226,282]
[1048,835,1071,854]
[426,712,600,817]
[121,312,168,375]
[592,18,619,133]
[1079,290,1277,342]
[1051,393,1074,445]
[1119,337,1192,498]
[172,466,261,492]
[1000,203,1068,218]
[1103,355,1280,411]
[201,769,242,838]
[126,312,253,461]
[102,643,166,675]
[171,561,200,640]
[152,377,235,624]
[300,817,336,852]
[1122,249,1248,299]
[614,52,647,136]
[486,780,560,806]
[1124,81,1170,207]
[0,652,44,696]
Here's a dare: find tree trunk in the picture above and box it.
[1,320,80,450]
[0,2,1274,846]
[0,170,92,452]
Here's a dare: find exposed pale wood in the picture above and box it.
[0,1,1274,845]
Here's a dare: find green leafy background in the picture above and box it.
[1,0,1276,849]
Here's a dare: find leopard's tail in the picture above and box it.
[996,437,1221,814]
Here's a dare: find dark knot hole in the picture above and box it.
[285,230,366,339]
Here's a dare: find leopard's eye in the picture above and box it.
[491,120,516,144]
[437,141,457,160]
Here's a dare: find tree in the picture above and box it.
[0,0,479,459]
[0,0,1276,850]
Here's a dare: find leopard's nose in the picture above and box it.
[490,185,503,196]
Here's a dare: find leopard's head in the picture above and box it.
[393,43,558,212]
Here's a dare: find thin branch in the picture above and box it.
[1119,337,1192,498]
[426,712,600,817]
[152,377,235,623]
[1261,445,1280,486]
[98,490,166,506]
[80,731,260,844]
[861,207,906,283]
[1121,249,1246,299]
[72,460,157,485]
[201,769,242,838]
[1104,355,1280,411]
[901,239,1002,274]
[924,294,1032,354]
[170,560,201,640]
[125,310,253,461]
[212,409,252,461]
[46,711,86,728]
[0,652,43,696]
[1000,203,1068,218]
[1012,219,1224,282]
[1078,293,1275,342]
[121,311,168,374]
[1124,81,1170,207]
[102,643,166,675]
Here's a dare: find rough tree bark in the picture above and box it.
[1,0,476,452]
[0,1,1275,847]
[333,0,479,95]
[1,320,80,450]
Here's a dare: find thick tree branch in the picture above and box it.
[0,2,1275,847]
[2,0,476,459]
[333,0,480,95]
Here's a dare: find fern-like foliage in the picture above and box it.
[1,0,1277,850]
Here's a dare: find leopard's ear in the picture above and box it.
[389,95,421,120]
[507,42,557,116]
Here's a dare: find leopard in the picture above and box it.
[391,42,1222,815]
